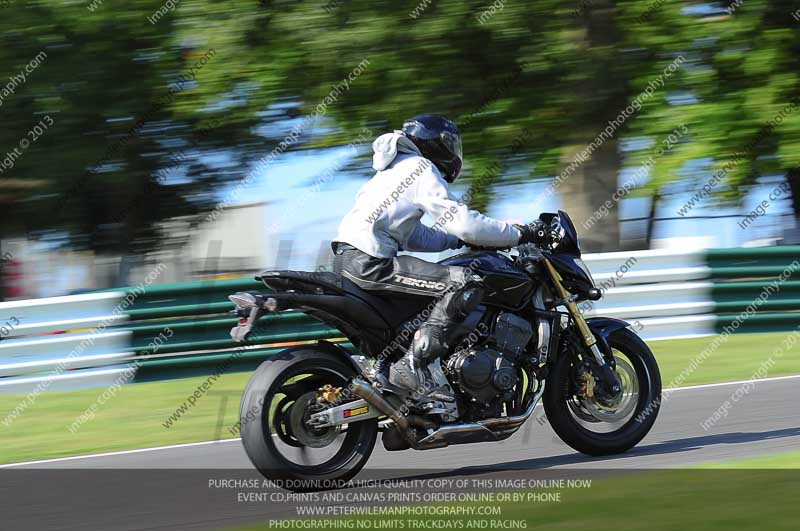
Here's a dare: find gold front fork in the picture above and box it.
[542,258,608,366]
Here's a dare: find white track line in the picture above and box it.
[2,373,799,469]
[0,438,242,468]
[666,373,800,392]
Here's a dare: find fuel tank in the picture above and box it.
[440,251,535,309]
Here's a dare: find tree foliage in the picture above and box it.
[2,0,798,255]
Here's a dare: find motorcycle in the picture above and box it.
[228,210,661,490]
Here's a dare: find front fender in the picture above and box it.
[587,317,631,357]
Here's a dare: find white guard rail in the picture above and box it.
[0,292,131,393]
[582,249,714,340]
[0,249,714,394]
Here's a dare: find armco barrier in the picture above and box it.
[581,249,713,341]
[1,246,798,393]
[707,247,800,333]
[0,291,127,339]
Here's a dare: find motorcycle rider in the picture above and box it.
[332,114,549,404]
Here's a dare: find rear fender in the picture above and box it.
[272,341,364,376]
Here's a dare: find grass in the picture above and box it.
[224,472,800,531]
[648,330,800,386]
[225,451,800,531]
[1,330,799,465]
[0,370,253,464]
[701,449,800,469]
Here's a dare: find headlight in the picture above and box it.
[573,258,595,287]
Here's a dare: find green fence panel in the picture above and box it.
[133,342,356,383]
[712,281,800,313]
[99,274,351,381]
[715,312,800,334]
[709,265,800,279]
[708,247,800,334]
[132,325,342,355]
[707,246,800,279]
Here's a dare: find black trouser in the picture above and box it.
[333,243,479,363]
[333,243,466,298]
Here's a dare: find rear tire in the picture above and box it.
[543,327,661,456]
[239,348,378,490]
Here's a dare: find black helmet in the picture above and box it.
[401,114,463,183]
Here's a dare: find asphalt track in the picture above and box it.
[2,376,799,530]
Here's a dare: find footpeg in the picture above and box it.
[427,390,456,403]
[421,402,449,415]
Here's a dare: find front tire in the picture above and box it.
[240,348,378,490]
[543,327,661,456]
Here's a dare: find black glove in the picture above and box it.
[515,220,551,246]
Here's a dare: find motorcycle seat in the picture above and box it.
[259,269,370,297]
[257,270,426,327]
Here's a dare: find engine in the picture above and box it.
[446,312,534,404]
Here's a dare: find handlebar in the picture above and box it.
[464,244,514,252]
[463,218,560,253]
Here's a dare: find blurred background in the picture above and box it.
[3,2,800,505]
[2,0,800,299]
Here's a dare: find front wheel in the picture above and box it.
[239,348,378,491]
[543,327,661,456]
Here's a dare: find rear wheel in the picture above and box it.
[239,348,377,490]
[543,327,661,456]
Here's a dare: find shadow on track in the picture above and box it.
[387,426,800,482]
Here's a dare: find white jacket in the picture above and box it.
[334,132,521,259]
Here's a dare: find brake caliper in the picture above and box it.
[317,384,343,404]
[578,370,595,399]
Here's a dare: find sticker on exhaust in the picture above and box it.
[343,405,369,418]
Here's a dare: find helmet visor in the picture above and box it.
[441,131,463,179]
[441,131,463,161]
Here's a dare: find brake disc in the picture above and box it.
[289,391,341,448]
[577,356,639,423]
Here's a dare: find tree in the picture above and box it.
[0,2,265,260]
[6,0,781,269]
[235,0,661,250]
[618,0,800,238]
